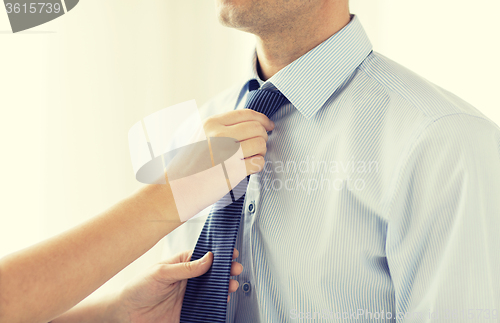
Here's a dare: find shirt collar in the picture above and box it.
[243,14,373,120]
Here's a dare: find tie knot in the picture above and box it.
[244,80,289,119]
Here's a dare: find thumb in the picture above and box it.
[160,252,213,282]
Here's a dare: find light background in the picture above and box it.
[0,0,499,304]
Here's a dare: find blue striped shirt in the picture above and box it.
[167,14,500,322]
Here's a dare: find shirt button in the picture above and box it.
[242,281,251,293]
[248,201,255,214]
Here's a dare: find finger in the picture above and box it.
[228,279,239,293]
[230,261,243,276]
[157,252,213,282]
[225,121,268,142]
[245,155,265,175]
[228,295,231,303]
[216,109,275,132]
[232,248,239,259]
[239,137,267,159]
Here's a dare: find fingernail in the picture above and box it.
[200,252,210,264]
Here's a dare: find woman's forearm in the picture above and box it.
[50,293,123,323]
[0,183,181,323]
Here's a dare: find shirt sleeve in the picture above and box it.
[386,113,500,322]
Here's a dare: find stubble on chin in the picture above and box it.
[215,0,312,38]
[215,0,267,32]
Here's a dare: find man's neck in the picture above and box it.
[255,9,351,81]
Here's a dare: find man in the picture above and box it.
[169,0,500,322]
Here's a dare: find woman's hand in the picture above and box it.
[115,249,242,323]
[203,109,275,175]
[162,109,275,222]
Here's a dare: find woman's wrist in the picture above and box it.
[103,292,129,323]
[133,181,182,238]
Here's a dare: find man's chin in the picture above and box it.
[216,9,245,29]
[215,0,256,26]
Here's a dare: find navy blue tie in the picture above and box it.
[180,80,288,322]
